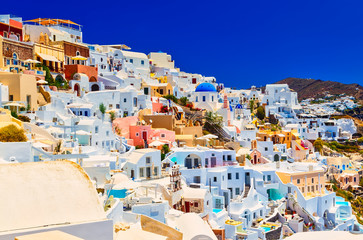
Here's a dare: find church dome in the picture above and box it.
[195,83,217,92]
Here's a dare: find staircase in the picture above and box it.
[243,185,250,198]
[204,120,232,142]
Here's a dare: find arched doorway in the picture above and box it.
[74,83,80,96]
[91,84,99,91]
[253,154,257,164]
[274,154,279,162]
[184,154,201,169]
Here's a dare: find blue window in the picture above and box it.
[130,59,133,63]
[203,96,206,102]
[141,60,144,65]
[13,53,18,65]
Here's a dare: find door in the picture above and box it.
[142,131,148,140]
[185,201,190,212]
[131,169,134,179]
[211,157,216,167]
[245,172,250,186]
[185,158,192,169]
[146,167,151,178]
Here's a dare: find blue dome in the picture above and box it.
[195,83,217,92]
[235,104,243,109]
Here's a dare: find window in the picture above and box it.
[124,98,127,103]
[297,179,300,184]
[3,31,8,38]
[196,96,198,102]
[236,172,239,179]
[214,177,217,182]
[95,126,99,133]
[265,147,268,151]
[146,157,151,164]
[203,96,206,102]
[106,131,109,136]
[141,60,144,65]
[161,133,166,138]
[227,155,232,161]
[228,173,232,180]
[116,104,120,109]
[212,96,214,101]
[154,167,158,175]
[194,202,199,207]
[235,188,240,195]
[302,187,304,193]
[139,168,144,177]
[13,53,18,65]
[130,59,133,63]
[205,158,208,166]
[9,95,13,101]
[312,178,314,183]
[133,97,137,107]
[267,175,271,181]
[136,133,139,137]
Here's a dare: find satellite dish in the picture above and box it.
[105,172,111,181]
[58,119,65,126]
[9,156,16,162]
[141,120,146,125]
[149,119,153,123]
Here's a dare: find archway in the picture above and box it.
[274,154,279,162]
[91,84,99,91]
[74,83,80,96]
[184,154,201,169]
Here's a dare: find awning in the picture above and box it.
[36,53,60,62]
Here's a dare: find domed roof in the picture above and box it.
[195,83,217,92]
[235,104,243,109]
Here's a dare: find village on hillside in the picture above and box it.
[0,14,363,240]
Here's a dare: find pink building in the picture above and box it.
[129,124,175,148]
[250,149,268,164]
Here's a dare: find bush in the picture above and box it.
[17,115,31,122]
[163,94,178,103]
[256,106,265,120]
[0,125,27,142]
[179,97,188,106]
[99,103,106,115]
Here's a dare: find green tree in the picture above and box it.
[0,125,27,142]
[109,111,116,122]
[249,100,255,113]
[256,106,265,120]
[99,103,106,115]
[161,144,170,160]
[179,97,188,106]
[314,138,324,153]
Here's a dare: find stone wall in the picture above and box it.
[2,39,33,60]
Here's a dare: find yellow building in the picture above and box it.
[143,82,173,97]
[256,129,292,148]
[34,43,64,73]
[0,72,38,111]
[0,108,23,129]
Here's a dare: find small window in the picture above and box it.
[161,133,166,138]
[265,147,268,151]
[146,157,151,164]
[136,133,139,137]
[140,168,144,177]
[297,179,300,184]
[141,60,144,65]
[130,59,133,63]
[106,131,109,136]
[213,177,217,182]
[95,126,99,133]
[312,178,314,183]
[235,188,240,195]
[236,173,239,179]
[228,173,232,180]
[124,98,127,103]
[194,202,199,207]
[116,104,120,109]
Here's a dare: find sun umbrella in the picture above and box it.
[4,102,24,107]
[203,134,218,139]
[71,56,88,61]
[36,80,48,84]
[149,140,166,147]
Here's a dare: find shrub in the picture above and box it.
[0,125,27,142]
[256,106,265,120]
[163,94,178,103]
[179,97,188,106]
[99,103,106,115]
[17,115,31,122]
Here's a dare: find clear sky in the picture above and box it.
[3,0,363,88]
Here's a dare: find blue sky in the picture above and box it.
[3,0,363,88]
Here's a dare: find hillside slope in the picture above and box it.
[275,78,363,101]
